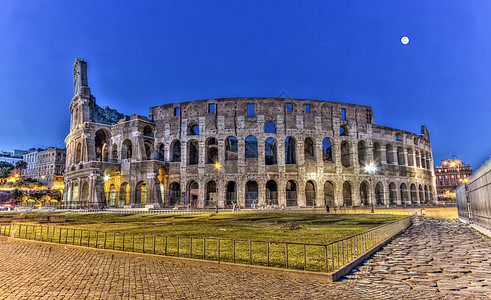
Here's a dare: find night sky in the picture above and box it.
[1,1,490,169]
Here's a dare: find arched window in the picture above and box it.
[400,183,408,205]
[206,181,217,207]
[373,142,381,164]
[188,181,199,208]
[187,140,199,165]
[265,180,278,206]
[108,184,116,207]
[305,180,316,207]
[169,182,181,206]
[144,142,153,160]
[397,147,405,166]
[135,181,147,206]
[157,143,165,161]
[265,138,277,165]
[264,122,276,134]
[206,138,218,164]
[375,182,384,205]
[75,142,83,163]
[322,138,333,162]
[120,182,130,206]
[143,125,154,137]
[407,148,414,166]
[81,182,89,208]
[225,136,238,161]
[245,180,258,207]
[341,141,351,167]
[245,136,258,159]
[415,151,420,167]
[386,144,393,164]
[285,137,296,164]
[410,184,417,205]
[188,124,199,135]
[304,138,315,161]
[111,144,118,162]
[286,180,297,206]
[395,133,402,141]
[360,182,369,206]
[226,181,237,206]
[324,181,335,207]
[340,125,349,136]
[122,139,133,160]
[389,183,397,205]
[95,129,109,162]
[358,141,367,166]
[171,140,181,162]
[343,182,352,206]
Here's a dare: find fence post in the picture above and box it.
[267,242,270,267]
[122,233,125,251]
[303,244,307,271]
[65,228,68,244]
[177,236,179,257]
[132,234,135,252]
[331,243,334,270]
[165,236,167,256]
[233,240,235,263]
[336,242,339,268]
[203,238,205,259]
[324,245,328,273]
[153,235,156,255]
[217,239,220,262]
[189,237,192,258]
[143,235,145,253]
[96,232,99,248]
[58,228,61,243]
[79,230,82,246]
[285,243,288,268]
[87,231,90,247]
[34,225,37,240]
[249,241,252,265]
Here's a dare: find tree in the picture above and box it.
[15,160,27,172]
[0,162,14,179]
[10,189,24,204]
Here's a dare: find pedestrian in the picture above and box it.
[325,204,330,214]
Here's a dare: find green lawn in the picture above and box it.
[1,212,407,272]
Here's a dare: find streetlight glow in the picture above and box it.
[214,162,221,170]
[365,162,377,173]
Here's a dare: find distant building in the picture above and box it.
[33,148,66,187]
[22,149,42,178]
[434,158,472,202]
[0,149,26,165]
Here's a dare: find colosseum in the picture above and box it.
[64,58,437,209]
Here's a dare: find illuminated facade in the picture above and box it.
[435,158,472,202]
[64,58,437,208]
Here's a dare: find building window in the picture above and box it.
[341,108,346,120]
[208,103,215,113]
[174,107,180,117]
[305,104,311,113]
[286,103,293,112]
[247,104,255,117]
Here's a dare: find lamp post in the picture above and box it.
[364,162,377,213]
[214,162,221,213]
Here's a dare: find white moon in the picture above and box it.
[401,36,409,45]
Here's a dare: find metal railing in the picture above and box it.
[0,214,414,273]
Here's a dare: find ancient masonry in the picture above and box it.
[64,58,437,209]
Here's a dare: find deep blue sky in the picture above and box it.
[1,1,490,169]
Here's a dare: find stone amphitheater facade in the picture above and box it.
[64,58,437,209]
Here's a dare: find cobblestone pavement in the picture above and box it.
[0,218,489,299]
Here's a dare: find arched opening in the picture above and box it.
[245,136,258,159]
[206,181,217,207]
[324,181,335,208]
[304,138,315,161]
[421,154,426,169]
[157,143,165,161]
[102,144,109,162]
[75,143,82,163]
[120,182,130,207]
[225,136,238,161]
[375,182,384,205]
[322,138,333,162]
[360,181,369,206]
[285,137,296,164]
[158,167,167,204]
[415,151,420,168]
[81,181,89,208]
[108,184,116,207]
[410,184,418,205]
[424,185,429,203]
[169,182,181,206]
[397,147,405,166]
[144,141,153,160]
[395,133,402,141]
[143,125,154,138]
[135,181,147,207]
[358,141,367,166]
[95,129,109,162]
[343,182,352,206]
[386,144,394,164]
[400,183,408,205]
[122,139,133,160]
[419,185,424,204]
[187,140,199,165]
[407,148,414,166]
[188,124,199,136]
[305,180,316,207]
[265,180,278,206]
[72,183,79,204]
[206,137,218,164]
[265,138,277,165]
[340,125,349,136]
[171,140,181,162]
[188,181,199,208]
[373,142,381,164]
[286,180,297,207]
[264,121,276,134]
[245,180,258,207]
[341,141,351,167]
[226,181,237,207]
[389,182,397,205]
[111,144,118,162]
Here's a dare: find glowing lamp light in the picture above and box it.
[104,175,110,181]
[365,162,377,173]
[214,162,221,170]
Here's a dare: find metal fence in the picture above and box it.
[0,214,414,273]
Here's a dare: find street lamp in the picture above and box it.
[364,162,377,213]
[214,161,221,213]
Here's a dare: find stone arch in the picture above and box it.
[245,180,258,207]
[419,185,424,203]
[226,181,237,206]
[358,140,368,166]
[324,181,335,208]
[225,136,238,161]
[395,133,403,141]
[171,140,181,162]
[206,137,218,164]
[389,182,397,205]
[75,142,83,163]
[304,137,315,161]
[264,121,276,134]
[373,142,381,164]
[265,137,277,165]
[415,151,420,167]
[95,129,110,162]
[169,182,181,206]
[120,182,130,207]
[397,147,405,166]
[265,180,278,206]
[375,182,384,205]
[122,139,133,160]
[188,181,199,208]
[286,180,297,207]
[143,125,154,138]
[400,183,408,205]
[135,181,147,207]
[245,136,258,159]
[424,185,429,203]
[360,181,369,206]
[407,148,414,167]
[111,143,118,162]
[156,142,165,161]
[108,184,116,207]
[343,181,352,206]
[144,141,153,160]
[206,180,217,207]
[386,144,394,164]
[421,153,426,169]
[322,138,333,162]
[285,136,296,164]
[72,183,79,205]
[340,125,349,136]
[81,181,89,208]
[188,123,199,136]
[187,140,199,165]
[305,180,316,207]
[410,184,418,205]
[341,140,351,167]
